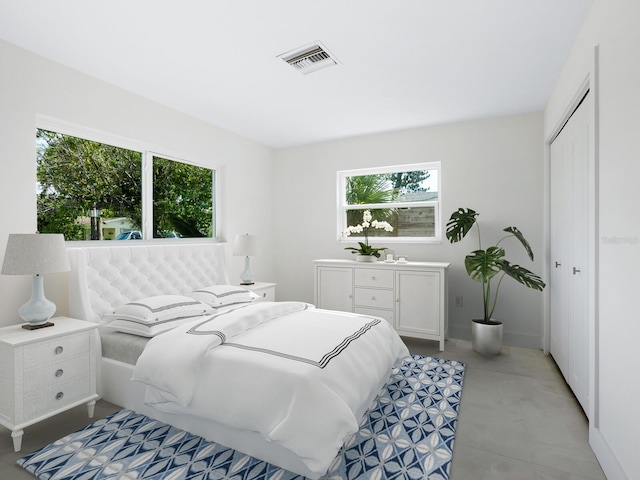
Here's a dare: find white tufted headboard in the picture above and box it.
[68,242,229,323]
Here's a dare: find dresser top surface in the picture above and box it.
[314,258,451,269]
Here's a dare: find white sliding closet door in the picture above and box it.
[549,92,590,415]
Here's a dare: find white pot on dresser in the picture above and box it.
[0,317,99,451]
[314,259,450,350]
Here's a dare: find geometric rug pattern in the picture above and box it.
[18,355,465,480]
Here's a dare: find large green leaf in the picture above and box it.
[464,247,505,283]
[344,241,386,258]
[503,226,534,261]
[500,261,546,291]
[446,208,478,243]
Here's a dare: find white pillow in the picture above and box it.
[103,294,214,337]
[187,285,260,307]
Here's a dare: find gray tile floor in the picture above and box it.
[0,339,605,479]
[405,338,606,480]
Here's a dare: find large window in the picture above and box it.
[36,124,215,241]
[338,162,441,243]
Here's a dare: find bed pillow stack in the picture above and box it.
[103,294,214,337]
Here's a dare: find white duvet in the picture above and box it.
[132,301,409,475]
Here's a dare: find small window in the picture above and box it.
[338,162,441,243]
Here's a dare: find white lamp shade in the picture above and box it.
[233,234,258,257]
[2,233,70,275]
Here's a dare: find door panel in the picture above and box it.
[549,92,590,414]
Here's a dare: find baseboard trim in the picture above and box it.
[590,426,628,480]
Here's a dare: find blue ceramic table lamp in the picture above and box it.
[1,233,70,329]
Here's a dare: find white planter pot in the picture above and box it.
[355,255,377,262]
[471,319,503,355]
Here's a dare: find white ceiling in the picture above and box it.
[0,0,593,149]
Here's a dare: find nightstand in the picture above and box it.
[243,282,277,302]
[0,317,99,451]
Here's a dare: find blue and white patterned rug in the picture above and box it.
[18,355,465,480]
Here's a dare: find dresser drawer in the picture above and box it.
[354,268,394,288]
[23,375,92,420]
[22,332,90,372]
[23,355,91,394]
[355,307,394,325]
[354,287,395,309]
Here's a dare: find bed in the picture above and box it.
[67,242,409,479]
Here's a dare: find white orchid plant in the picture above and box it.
[343,210,394,258]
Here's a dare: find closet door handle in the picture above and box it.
[555,261,562,268]
[573,267,581,275]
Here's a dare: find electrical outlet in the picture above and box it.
[455,295,463,307]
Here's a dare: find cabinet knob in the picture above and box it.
[55,392,64,401]
[55,346,63,355]
[371,296,376,301]
[348,294,353,298]
[371,276,376,280]
[55,369,64,378]
[396,298,400,303]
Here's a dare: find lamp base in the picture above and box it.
[239,256,254,285]
[18,275,57,326]
[22,321,55,330]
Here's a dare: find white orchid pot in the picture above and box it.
[471,319,503,355]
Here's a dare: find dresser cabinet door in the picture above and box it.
[315,266,353,312]
[395,270,440,336]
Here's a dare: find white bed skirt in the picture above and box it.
[99,356,322,479]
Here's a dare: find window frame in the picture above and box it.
[36,115,218,242]
[337,162,442,244]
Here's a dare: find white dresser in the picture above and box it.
[314,259,450,350]
[0,317,99,451]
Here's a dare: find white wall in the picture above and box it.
[0,40,276,327]
[544,1,640,478]
[273,112,545,348]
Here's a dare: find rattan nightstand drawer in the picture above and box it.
[23,331,90,371]
[23,353,91,394]
[23,376,92,419]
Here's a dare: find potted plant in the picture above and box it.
[343,210,393,262]
[446,207,546,355]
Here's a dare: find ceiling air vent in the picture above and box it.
[278,42,339,75]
